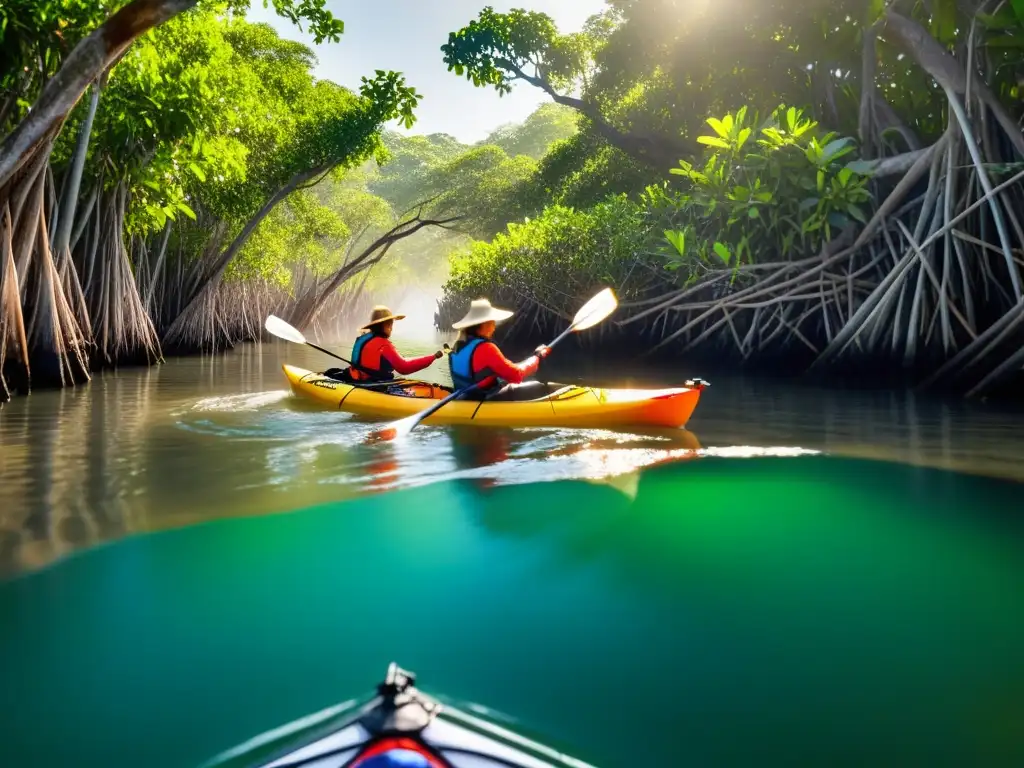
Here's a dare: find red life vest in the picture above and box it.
[350,332,395,381]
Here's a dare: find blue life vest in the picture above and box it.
[448,337,495,391]
[350,332,394,381]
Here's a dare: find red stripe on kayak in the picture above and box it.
[350,736,450,767]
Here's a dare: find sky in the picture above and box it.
[244,0,606,144]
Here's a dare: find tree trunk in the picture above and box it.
[161,163,330,349]
[54,79,103,256]
[0,0,199,188]
[0,203,29,400]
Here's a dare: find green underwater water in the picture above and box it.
[1,455,1022,768]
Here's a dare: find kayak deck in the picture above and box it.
[201,663,595,768]
[281,364,705,429]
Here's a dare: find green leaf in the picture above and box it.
[844,159,875,175]
[1011,0,1024,26]
[713,241,731,264]
[867,0,887,24]
[930,0,959,43]
[188,162,206,182]
[827,211,850,228]
[977,6,1020,29]
[663,228,686,255]
[748,207,760,218]
[707,116,729,138]
[984,35,1024,48]
[177,201,197,220]
[697,135,730,149]
[821,138,855,163]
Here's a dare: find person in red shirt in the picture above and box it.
[448,298,550,400]
[346,306,443,383]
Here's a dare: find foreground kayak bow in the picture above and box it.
[201,663,596,768]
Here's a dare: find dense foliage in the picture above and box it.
[437,0,1024,397]
[440,104,872,302]
[0,0,585,400]
[4,0,1024,400]
[0,0,419,395]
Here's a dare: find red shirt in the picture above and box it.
[351,336,435,380]
[471,341,539,384]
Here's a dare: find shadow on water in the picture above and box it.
[0,457,1021,768]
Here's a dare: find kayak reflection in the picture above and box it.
[356,424,704,494]
[448,428,514,488]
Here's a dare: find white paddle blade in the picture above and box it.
[571,287,618,331]
[264,315,307,345]
[376,412,422,441]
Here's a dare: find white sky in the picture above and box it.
[244,0,606,143]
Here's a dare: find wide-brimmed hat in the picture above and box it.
[451,298,514,330]
[362,305,405,330]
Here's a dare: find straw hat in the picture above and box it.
[361,305,405,330]
[451,299,514,330]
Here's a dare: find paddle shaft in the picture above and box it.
[304,340,404,381]
[266,313,422,381]
[306,341,352,366]
[401,317,587,429]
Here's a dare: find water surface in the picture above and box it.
[2,338,1024,766]
[2,337,1023,575]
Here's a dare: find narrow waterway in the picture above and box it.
[2,336,1022,576]
[1,335,1022,767]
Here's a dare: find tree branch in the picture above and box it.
[0,0,199,188]
[881,9,1024,157]
[294,211,463,329]
[499,58,699,169]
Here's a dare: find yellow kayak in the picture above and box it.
[281,364,706,429]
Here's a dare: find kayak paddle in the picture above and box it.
[264,315,355,366]
[264,314,387,381]
[374,288,618,440]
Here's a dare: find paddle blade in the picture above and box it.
[372,412,421,442]
[265,315,306,345]
[570,287,617,331]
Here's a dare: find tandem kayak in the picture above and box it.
[201,663,595,768]
[282,364,706,429]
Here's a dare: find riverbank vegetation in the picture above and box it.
[0,0,576,402]
[437,0,1024,398]
[5,0,1021,402]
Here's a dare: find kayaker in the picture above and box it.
[449,298,550,400]
[345,306,443,383]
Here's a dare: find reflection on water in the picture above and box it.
[1,337,1023,576]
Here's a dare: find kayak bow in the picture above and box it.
[201,662,596,768]
[282,364,707,429]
